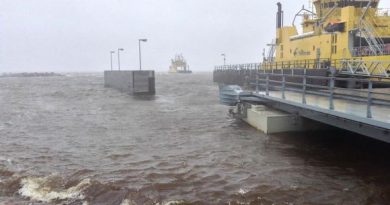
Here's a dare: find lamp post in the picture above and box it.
[139,39,148,70]
[110,51,115,71]
[221,53,226,67]
[117,48,124,70]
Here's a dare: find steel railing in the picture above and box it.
[215,59,390,79]
[352,44,390,57]
[214,63,260,71]
[334,59,390,78]
[214,60,330,71]
[251,72,390,119]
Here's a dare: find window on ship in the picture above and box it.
[321,1,378,8]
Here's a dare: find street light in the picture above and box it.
[110,51,115,71]
[139,39,148,70]
[117,48,124,70]
[221,53,226,66]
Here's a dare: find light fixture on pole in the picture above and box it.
[221,53,226,66]
[117,48,124,70]
[139,39,148,70]
[110,51,115,71]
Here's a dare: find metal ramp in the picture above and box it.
[238,72,390,143]
[338,59,390,78]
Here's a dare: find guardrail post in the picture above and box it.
[266,73,269,96]
[256,71,259,93]
[282,75,286,99]
[367,81,373,119]
[329,77,335,110]
[302,69,307,104]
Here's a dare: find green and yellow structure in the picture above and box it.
[266,0,390,78]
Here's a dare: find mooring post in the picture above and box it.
[282,75,286,99]
[256,71,259,93]
[266,73,270,96]
[329,76,335,110]
[367,81,373,118]
[302,69,307,104]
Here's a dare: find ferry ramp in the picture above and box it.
[215,69,390,143]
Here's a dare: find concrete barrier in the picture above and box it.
[104,70,155,95]
[243,104,326,134]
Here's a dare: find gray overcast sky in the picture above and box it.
[1,0,390,72]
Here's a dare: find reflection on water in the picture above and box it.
[132,95,157,102]
[0,73,390,204]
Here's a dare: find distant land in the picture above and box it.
[0,72,64,78]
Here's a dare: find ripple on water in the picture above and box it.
[2,74,390,204]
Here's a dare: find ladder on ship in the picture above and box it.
[359,0,384,56]
[265,39,276,63]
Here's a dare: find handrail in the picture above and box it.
[215,59,390,79]
[214,63,260,71]
[352,45,390,57]
[251,72,390,119]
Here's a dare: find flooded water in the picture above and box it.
[1,73,390,204]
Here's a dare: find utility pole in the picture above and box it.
[117,48,124,70]
[139,39,148,70]
[110,51,115,70]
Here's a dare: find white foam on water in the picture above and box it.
[120,199,130,205]
[0,156,13,166]
[18,176,91,203]
[155,201,185,205]
[121,199,137,205]
[290,185,298,190]
[238,188,249,195]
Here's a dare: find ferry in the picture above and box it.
[169,54,192,74]
[264,0,390,78]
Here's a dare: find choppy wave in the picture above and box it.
[156,201,186,205]
[19,175,91,203]
[1,73,390,204]
[12,174,192,205]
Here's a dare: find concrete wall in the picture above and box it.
[243,105,327,134]
[244,105,304,134]
[104,70,155,95]
[104,71,133,91]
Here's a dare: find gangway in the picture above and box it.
[214,68,390,143]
